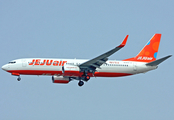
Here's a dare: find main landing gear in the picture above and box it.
[77,75,90,87]
[78,81,84,87]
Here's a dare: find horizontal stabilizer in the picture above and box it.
[146,55,172,66]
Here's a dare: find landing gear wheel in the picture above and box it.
[17,77,21,81]
[78,81,84,87]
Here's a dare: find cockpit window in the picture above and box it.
[8,61,16,64]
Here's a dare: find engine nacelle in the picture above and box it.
[62,65,81,77]
[52,76,69,84]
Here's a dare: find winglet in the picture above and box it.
[118,35,129,48]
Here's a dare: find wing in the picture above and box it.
[79,35,128,70]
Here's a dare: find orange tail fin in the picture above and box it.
[123,34,161,62]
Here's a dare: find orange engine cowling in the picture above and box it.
[52,76,69,84]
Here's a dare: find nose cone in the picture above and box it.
[2,64,8,71]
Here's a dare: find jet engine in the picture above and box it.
[52,76,69,84]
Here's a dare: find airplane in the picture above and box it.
[1,34,172,86]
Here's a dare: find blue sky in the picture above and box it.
[0,0,174,120]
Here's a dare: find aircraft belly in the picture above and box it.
[94,66,134,77]
[7,65,63,76]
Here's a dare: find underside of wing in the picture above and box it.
[79,35,128,71]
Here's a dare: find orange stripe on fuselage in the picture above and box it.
[7,70,133,77]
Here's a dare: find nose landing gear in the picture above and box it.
[11,73,21,81]
[17,76,21,81]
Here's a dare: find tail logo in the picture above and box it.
[137,56,153,61]
[123,34,161,62]
[138,40,160,60]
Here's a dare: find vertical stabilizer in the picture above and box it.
[123,34,161,62]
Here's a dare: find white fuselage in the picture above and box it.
[2,58,157,77]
